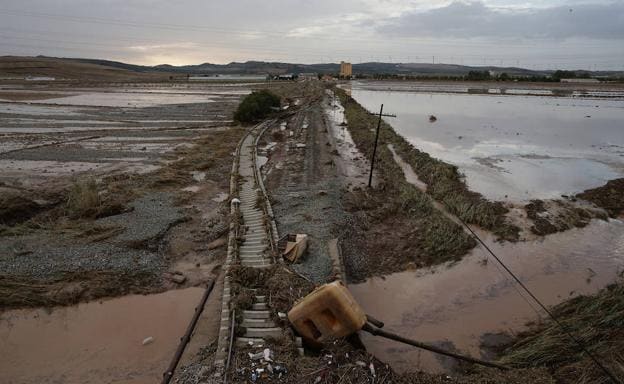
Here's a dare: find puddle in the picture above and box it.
[0,288,204,384]
[325,90,376,189]
[388,144,427,191]
[348,86,624,202]
[350,219,624,373]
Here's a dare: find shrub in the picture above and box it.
[66,178,101,218]
[234,90,280,123]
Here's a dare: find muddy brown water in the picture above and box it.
[350,219,624,373]
[0,287,204,384]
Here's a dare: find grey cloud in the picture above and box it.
[378,1,624,39]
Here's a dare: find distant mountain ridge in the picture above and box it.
[67,57,547,76]
[5,56,622,78]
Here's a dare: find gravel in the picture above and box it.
[0,192,183,280]
[271,175,346,283]
[97,192,186,248]
[0,240,161,279]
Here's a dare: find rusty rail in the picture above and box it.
[161,279,216,384]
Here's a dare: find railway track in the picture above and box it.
[214,120,283,379]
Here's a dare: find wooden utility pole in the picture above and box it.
[368,104,396,187]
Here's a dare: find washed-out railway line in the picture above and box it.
[212,120,295,380]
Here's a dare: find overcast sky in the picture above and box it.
[0,0,623,70]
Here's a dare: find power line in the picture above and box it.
[448,209,621,383]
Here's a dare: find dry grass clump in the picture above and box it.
[501,282,624,383]
[66,178,101,218]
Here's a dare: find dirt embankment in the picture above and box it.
[335,87,520,242]
[524,199,605,236]
[0,127,245,310]
[577,178,624,218]
[522,177,622,236]
[0,56,174,81]
[326,88,475,281]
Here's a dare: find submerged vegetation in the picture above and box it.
[335,87,520,241]
[335,90,477,280]
[234,89,281,123]
[501,281,624,383]
[577,178,624,218]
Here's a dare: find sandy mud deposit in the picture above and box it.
[261,89,349,282]
[0,81,252,382]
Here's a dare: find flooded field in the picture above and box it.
[0,288,203,384]
[0,83,248,183]
[347,82,624,201]
[344,81,624,374]
[0,81,248,382]
[351,218,624,373]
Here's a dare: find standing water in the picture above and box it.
[348,83,624,201]
[344,82,624,373]
[0,288,203,384]
[350,220,624,373]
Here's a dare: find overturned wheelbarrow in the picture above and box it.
[278,233,308,263]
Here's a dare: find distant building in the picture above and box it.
[298,72,317,80]
[340,61,352,78]
[321,74,334,81]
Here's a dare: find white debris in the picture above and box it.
[369,362,376,377]
[142,336,154,345]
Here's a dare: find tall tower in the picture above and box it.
[340,61,353,78]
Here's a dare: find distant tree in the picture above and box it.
[552,70,577,81]
[233,90,280,123]
[499,72,510,81]
[466,70,491,81]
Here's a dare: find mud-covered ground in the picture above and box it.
[261,88,349,282]
[172,81,624,384]
[0,80,261,383]
[0,81,254,309]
